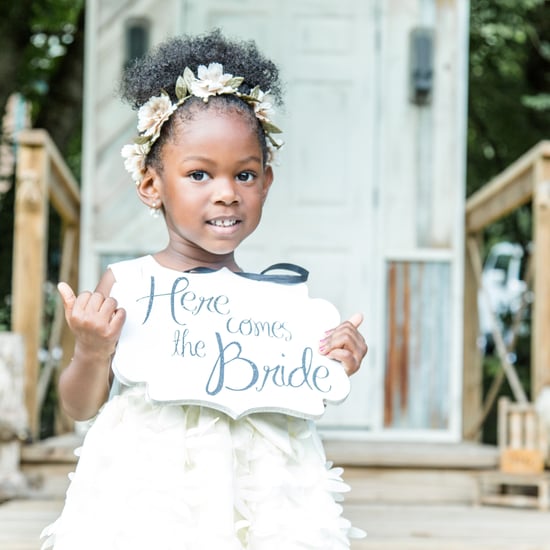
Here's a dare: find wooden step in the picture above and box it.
[344,466,481,505]
[323,439,499,469]
[19,434,82,499]
[19,435,502,504]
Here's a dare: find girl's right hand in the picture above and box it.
[58,282,126,359]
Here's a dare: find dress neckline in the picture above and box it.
[144,255,308,284]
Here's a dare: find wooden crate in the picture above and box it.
[478,471,550,511]
[478,397,550,510]
[498,397,547,474]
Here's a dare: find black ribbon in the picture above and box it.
[186,263,308,284]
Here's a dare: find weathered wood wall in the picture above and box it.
[81,0,469,439]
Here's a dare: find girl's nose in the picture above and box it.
[212,177,240,205]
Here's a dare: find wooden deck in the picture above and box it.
[1,437,549,549]
[2,493,550,549]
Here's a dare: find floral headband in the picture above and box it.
[121,62,283,184]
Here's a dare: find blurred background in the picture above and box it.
[0,0,548,447]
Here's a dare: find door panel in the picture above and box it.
[182,0,378,431]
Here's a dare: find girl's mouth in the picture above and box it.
[208,218,239,227]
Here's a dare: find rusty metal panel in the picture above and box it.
[384,260,451,429]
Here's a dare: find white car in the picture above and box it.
[478,242,528,353]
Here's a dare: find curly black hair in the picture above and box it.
[119,29,283,169]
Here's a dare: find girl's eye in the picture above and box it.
[189,171,209,182]
[236,171,255,183]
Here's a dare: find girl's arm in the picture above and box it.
[319,313,367,376]
[57,270,126,421]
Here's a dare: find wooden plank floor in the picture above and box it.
[347,503,550,550]
[3,438,549,549]
[1,497,550,550]
[0,498,59,550]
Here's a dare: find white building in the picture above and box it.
[81,0,470,441]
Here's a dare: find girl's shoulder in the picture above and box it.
[108,255,153,281]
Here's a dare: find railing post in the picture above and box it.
[462,231,482,440]
[11,137,49,438]
[532,151,550,399]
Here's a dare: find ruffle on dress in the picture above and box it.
[41,386,365,549]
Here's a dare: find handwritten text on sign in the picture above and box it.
[110,266,350,419]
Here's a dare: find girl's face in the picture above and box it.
[141,108,273,270]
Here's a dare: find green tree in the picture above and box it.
[468,0,550,248]
[0,0,84,326]
[468,0,550,441]
[0,0,84,155]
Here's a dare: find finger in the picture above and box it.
[319,324,368,377]
[99,296,119,315]
[346,312,364,329]
[326,340,364,363]
[326,348,359,376]
[57,282,76,314]
[87,291,110,312]
[324,313,364,336]
[320,323,364,353]
[110,307,126,331]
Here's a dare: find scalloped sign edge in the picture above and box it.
[110,266,351,420]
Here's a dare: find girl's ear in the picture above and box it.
[261,165,274,203]
[136,166,162,209]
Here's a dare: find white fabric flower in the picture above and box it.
[190,63,238,100]
[121,142,149,184]
[137,95,177,139]
[121,63,284,184]
[253,90,275,122]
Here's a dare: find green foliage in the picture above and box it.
[468,0,549,275]
[19,0,84,118]
[0,0,83,330]
[469,0,549,442]
[0,0,83,438]
[468,0,550,197]
[521,93,550,111]
[0,182,14,330]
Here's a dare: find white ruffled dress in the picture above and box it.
[41,258,364,549]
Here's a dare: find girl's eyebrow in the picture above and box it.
[237,155,262,165]
[181,155,212,163]
[180,155,263,164]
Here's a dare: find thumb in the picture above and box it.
[57,282,76,314]
[346,312,364,329]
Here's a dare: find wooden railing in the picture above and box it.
[11,129,80,439]
[463,140,550,439]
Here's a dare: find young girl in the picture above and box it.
[42,30,367,549]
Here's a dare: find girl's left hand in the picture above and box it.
[319,313,367,376]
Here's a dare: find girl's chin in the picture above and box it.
[203,239,245,257]
[196,246,239,260]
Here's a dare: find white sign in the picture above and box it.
[111,268,350,419]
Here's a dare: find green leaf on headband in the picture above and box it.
[227,77,244,89]
[183,67,195,90]
[262,121,282,134]
[266,133,283,149]
[134,135,150,145]
[239,95,259,104]
[175,76,188,100]
[249,86,260,99]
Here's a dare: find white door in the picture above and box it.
[181,0,380,432]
